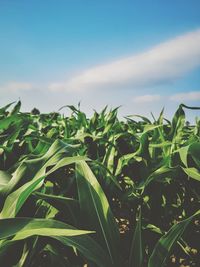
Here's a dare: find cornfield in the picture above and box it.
[0,101,199,267]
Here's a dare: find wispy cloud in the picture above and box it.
[0,82,33,92]
[48,29,200,92]
[132,91,200,103]
[170,91,200,102]
[132,94,161,103]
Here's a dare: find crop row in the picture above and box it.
[0,102,199,267]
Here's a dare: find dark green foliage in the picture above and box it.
[0,102,199,267]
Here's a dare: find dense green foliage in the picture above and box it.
[0,101,199,267]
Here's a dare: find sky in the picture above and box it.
[0,0,200,121]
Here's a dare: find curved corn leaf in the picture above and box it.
[0,140,79,198]
[0,217,111,267]
[182,167,200,182]
[0,155,87,218]
[148,210,200,267]
[0,218,93,241]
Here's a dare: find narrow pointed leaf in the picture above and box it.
[76,160,120,266]
[0,217,110,267]
[128,208,143,267]
[148,210,200,267]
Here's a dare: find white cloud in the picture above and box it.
[0,82,33,92]
[170,91,200,102]
[132,94,161,103]
[48,28,200,92]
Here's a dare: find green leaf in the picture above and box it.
[0,102,15,115]
[0,140,78,198]
[179,142,200,168]
[128,208,143,267]
[189,142,200,167]
[182,167,200,182]
[9,100,21,115]
[138,165,172,189]
[148,210,200,267]
[0,170,12,187]
[0,115,22,132]
[178,145,189,167]
[0,217,110,267]
[0,218,93,241]
[34,192,79,225]
[76,160,120,266]
[0,153,87,218]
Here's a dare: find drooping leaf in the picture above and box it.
[0,217,110,267]
[182,167,200,182]
[0,154,87,218]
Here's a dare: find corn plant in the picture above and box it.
[0,101,199,267]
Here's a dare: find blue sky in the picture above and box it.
[0,0,200,120]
